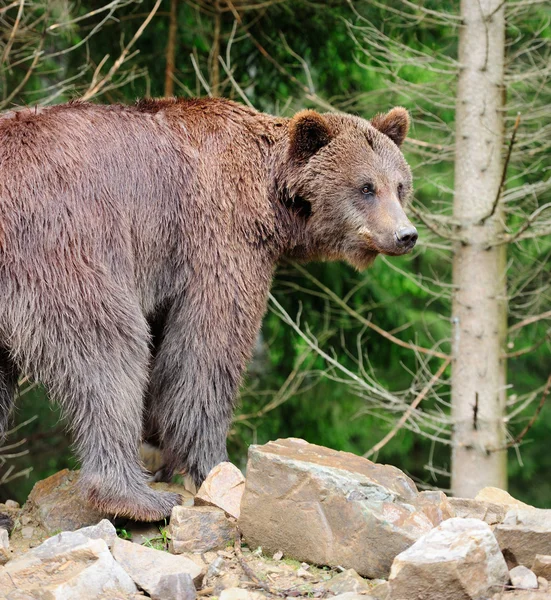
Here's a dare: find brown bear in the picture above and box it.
[0,97,417,521]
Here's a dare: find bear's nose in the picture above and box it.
[395,225,418,247]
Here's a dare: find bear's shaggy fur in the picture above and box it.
[0,98,416,520]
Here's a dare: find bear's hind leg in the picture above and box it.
[0,346,19,444]
[12,280,180,521]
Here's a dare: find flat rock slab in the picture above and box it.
[0,530,137,599]
[495,508,551,568]
[112,537,203,591]
[170,505,236,554]
[388,517,509,600]
[195,462,245,519]
[239,438,440,579]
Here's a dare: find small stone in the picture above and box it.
[322,569,372,595]
[219,588,267,600]
[370,580,390,600]
[273,550,283,561]
[297,567,314,578]
[214,573,241,593]
[76,518,118,547]
[20,515,32,526]
[389,518,509,600]
[475,487,531,508]
[150,572,197,600]
[449,497,508,526]
[206,556,225,579]
[112,537,204,590]
[538,577,549,591]
[20,526,34,539]
[510,566,538,590]
[5,500,19,509]
[195,462,246,519]
[170,505,235,554]
[532,555,551,580]
[416,490,455,525]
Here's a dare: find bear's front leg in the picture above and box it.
[148,260,273,486]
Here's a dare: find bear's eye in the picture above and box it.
[361,183,375,196]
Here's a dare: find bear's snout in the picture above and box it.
[395,225,418,251]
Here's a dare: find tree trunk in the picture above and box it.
[451,0,508,497]
[164,0,178,97]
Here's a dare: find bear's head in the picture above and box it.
[282,107,417,270]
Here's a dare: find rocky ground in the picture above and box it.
[1,438,551,599]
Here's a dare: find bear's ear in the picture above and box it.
[289,110,332,161]
[370,107,410,147]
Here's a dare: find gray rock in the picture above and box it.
[495,509,551,568]
[239,438,438,578]
[76,518,118,547]
[0,531,137,599]
[112,537,203,591]
[388,518,509,600]
[150,572,197,600]
[170,505,235,554]
[322,569,372,595]
[509,566,538,590]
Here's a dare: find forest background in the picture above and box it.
[0,0,550,506]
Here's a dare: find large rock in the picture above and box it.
[239,438,439,578]
[112,537,203,590]
[170,505,235,554]
[495,508,551,568]
[388,518,509,600]
[0,530,137,598]
[195,462,245,519]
